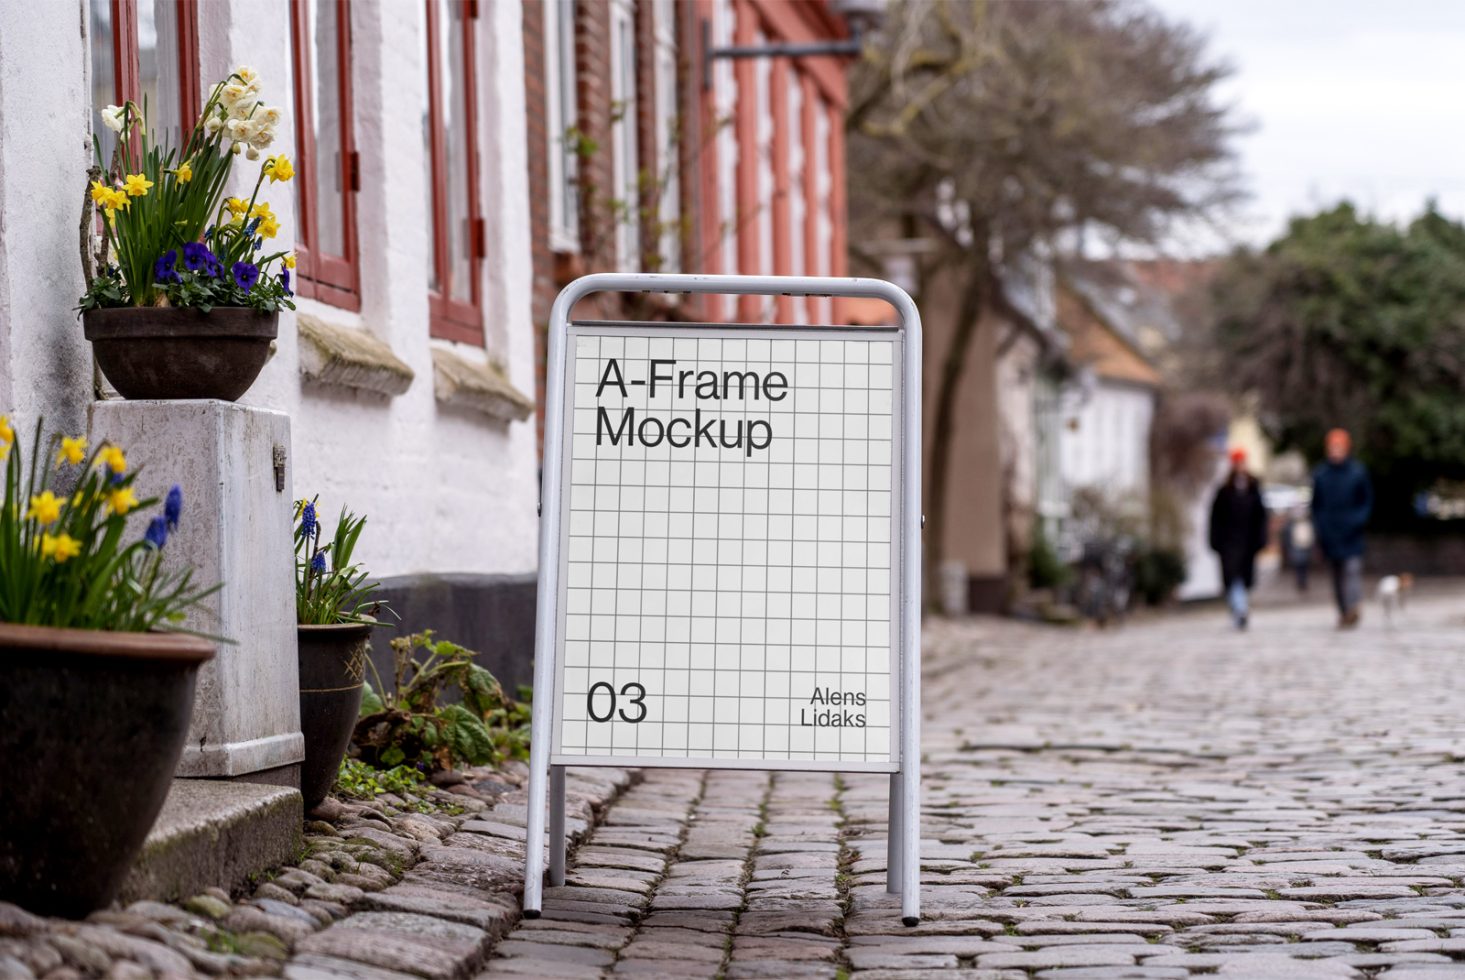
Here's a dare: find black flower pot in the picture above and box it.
[83,306,278,401]
[298,623,372,811]
[0,623,213,918]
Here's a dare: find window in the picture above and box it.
[608,0,638,271]
[813,101,833,323]
[544,0,579,252]
[291,0,360,309]
[423,0,484,343]
[712,0,737,315]
[89,0,200,162]
[786,72,805,322]
[754,32,773,319]
[651,0,679,273]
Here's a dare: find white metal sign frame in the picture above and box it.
[523,273,923,925]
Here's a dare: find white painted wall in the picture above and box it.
[1059,381,1155,510]
[0,0,540,580]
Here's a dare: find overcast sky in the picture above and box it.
[1148,0,1465,252]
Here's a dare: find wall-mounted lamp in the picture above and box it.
[700,0,885,89]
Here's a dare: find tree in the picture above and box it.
[1208,203,1465,525]
[848,0,1239,592]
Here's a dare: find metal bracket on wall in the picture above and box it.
[273,445,287,493]
[700,18,863,90]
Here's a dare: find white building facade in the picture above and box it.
[0,1,541,677]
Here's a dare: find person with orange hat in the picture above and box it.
[1311,428,1372,627]
[1209,447,1269,629]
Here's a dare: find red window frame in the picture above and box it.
[424,0,486,345]
[290,0,362,310]
[104,0,201,135]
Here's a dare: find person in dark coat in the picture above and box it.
[1209,447,1269,629]
[1311,428,1372,628]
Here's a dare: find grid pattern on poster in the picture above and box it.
[554,329,898,763]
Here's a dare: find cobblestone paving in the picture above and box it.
[479,594,1465,979]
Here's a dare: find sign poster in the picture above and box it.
[550,326,903,769]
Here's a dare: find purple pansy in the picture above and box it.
[232,261,259,292]
[280,269,292,296]
[183,241,220,276]
[154,250,181,284]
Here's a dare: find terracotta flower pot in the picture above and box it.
[83,306,278,401]
[297,623,372,811]
[0,623,213,918]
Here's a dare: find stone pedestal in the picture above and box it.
[89,400,303,784]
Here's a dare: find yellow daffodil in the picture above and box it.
[225,197,250,219]
[98,445,127,474]
[0,415,12,461]
[55,436,86,466]
[284,253,296,270]
[122,173,153,197]
[89,180,113,205]
[175,161,194,183]
[99,187,130,218]
[105,486,138,516]
[258,215,280,240]
[250,201,272,220]
[42,533,82,563]
[26,491,63,526]
[263,154,295,183]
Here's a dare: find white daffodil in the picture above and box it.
[220,81,252,109]
[203,115,223,136]
[100,104,127,133]
[245,145,260,160]
[233,65,259,87]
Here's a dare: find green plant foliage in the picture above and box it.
[1027,525,1069,591]
[1210,202,1465,524]
[1132,547,1187,606]
[0,417,219,631]
[352,631,531,774]
[294,497,391,626]
[334,757,424,800]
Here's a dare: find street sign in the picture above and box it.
[524,274,923,925]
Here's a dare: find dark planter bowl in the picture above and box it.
[83,306,279,401]
[298,623,372,811]
[0,623,213,918]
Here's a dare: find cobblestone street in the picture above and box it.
[481,591,1465,979]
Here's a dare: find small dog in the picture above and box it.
[1377,572,1415,624]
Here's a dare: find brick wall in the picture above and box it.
[521,0,551,448]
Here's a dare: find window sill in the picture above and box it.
[297,313,415,397]
[431,346,534,423]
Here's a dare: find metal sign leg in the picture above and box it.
[901,756,921,925]
[886,771,903,893]
[523,740,548,917]
[549,765,568,886]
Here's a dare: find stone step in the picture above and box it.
[119,778,302,904]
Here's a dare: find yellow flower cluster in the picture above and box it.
[89,173,151,220]
[41,533,81,563]
[26,491,62,525]
[263,154,294,183]
[55,436,86,467]
[99,445,127,474]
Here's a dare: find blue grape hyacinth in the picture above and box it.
[165,484,183,531]
[144,515,168,549]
